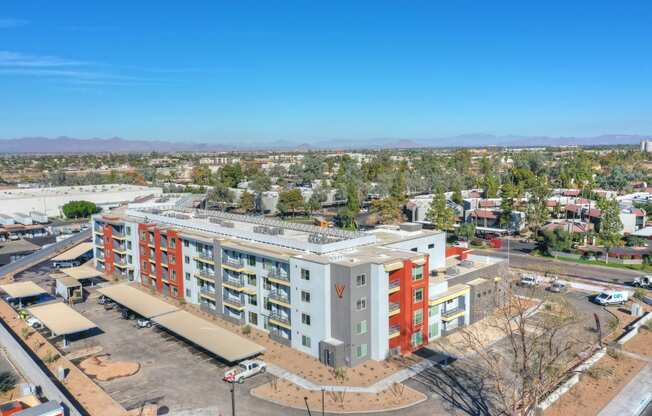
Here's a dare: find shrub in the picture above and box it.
[0,371,18,393]
[607,348,622,361]
[587,365,614,380]
[241,325,251,335]
[42,351,60,364]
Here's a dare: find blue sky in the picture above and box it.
[1,1,651,144]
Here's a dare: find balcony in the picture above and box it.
[269,313,292,329]
[389,302,401,317]
[200,287,217,298]
[222,257,244,269]
[223,296,244,310]
[389,279,401,294]
[195,269,216,281]
[112,231,127,240]
[269,291,291,306]
[222,277,245,290]
[441,307,465,321]
[267,268,290,285]
[113,245,127,254]
[389,324,400,339]
[195,252,215,264]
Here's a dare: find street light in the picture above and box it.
[304,396,312,416]
[229,381,236,416]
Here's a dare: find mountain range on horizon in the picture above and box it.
[0,134,647,154]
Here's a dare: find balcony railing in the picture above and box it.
[223,296,243,307]
[197,252,214,262]
[223,257,243,268]
[112,231,127,239]
[441,307,464,319]
[223,277,245,288]
[196,269,216,279]
[200,287,217,297]
[389,279,401,290]
[389,324,400,336]
[389,302,400,313]
[269,312,291,325]
[269,291,290,305]
[267,268,290,281]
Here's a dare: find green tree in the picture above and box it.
[451,187,464,205]
[190,165,211,185]
[250,173,272,193]
[526,177,551,236]
[458,222,476,241]
[307,187,326,214]
[218,164,244,188]
[484,175,500,198]
[538,229,573,254]
[425,189,455,231]
[597,198,623,262]
[207,182,235,210]
[62,200,100,218]
[371,197,403,224]
[499,182,516,228]
[277,189,305,217]
[239,190,255,213]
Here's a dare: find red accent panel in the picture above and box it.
[391,257,430,354]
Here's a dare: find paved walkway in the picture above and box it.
[599,363,652,416]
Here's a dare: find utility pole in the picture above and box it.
[230,381,236,416]
[304,396,312,416]
[321,388,325,416]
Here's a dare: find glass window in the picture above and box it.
[301,269,310,280]
[428,243,435,249]
[302,313,311,326]
[356,320,368,335]
[169,238,176,248]
[413,288,424,303]
[248,274,256,286]
[249,294,258,306]
[302,335,311,348]
[301,291,311,303]
[412,265,424,281]
[248,255,256,266]
[355,343,368,359]
[413,309,424,325]
[411,331,423,347]
[185,288,191,297]
[185,256,190,264]
[184,239,189,247]
[185,272,190,281]
[356,274,366,287]
[429,304,439,317]
[249,312,258,325]
[411,247,418,252]
[356,297,367,311]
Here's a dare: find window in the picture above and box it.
[302,313,311,326]
[412,265,424,281]
[249,295,258,306]
[184,256,190,264]
[302,335,311,348]
[355,320,368,335]
[248,275,256,286]
[356,297,367,311]
[127,241,132,250]
[143,261,148,270]
[413,309,424,325]
[184,239,189,247]
[411,247,418,252]
[171,287,178,297]
[169,254,176,264]
[411,331,423,347]
[171,271,177,281]
[301,291,311,303]
[428,243,435,249]
[185,288,191,297]
[355,343,368,359]
[429,304,439,317]
[413,288,424,303]
[249,312,258,325]
[169,238,176,248]
[126,226,131,234]
[185,272,190,281]
[356,274,366,287]
[301,269,310,281]
[248,255,256,266]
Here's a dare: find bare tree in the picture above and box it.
[432,288,592,416]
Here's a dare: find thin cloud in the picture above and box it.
[0,50,175,86]
[0,18,28,28]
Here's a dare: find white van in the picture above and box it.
[594,290,629,306]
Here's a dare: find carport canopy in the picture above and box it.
[51,242,93,262]
[28,302,97,336]
[0,281,46,299]
[153,310,265,362]
[97,283,179,318]
[59,264,102,280]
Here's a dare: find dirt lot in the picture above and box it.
[624,326,652,356]
[545,352,646,416]
[252,378,426,413]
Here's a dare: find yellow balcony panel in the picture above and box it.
[269,318,291,330]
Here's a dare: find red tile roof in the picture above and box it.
[470,209,498,219]
[563,189,580,197]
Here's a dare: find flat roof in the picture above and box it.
[152,310,265,362]
[0,239,40,255]
[51,242,93,261]
[97,284,179,318]
[57,276,82,287]
[0,281,46,298]
[59,264,102,280]
[28,302,96,336]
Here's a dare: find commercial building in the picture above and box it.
[92,206,505,366]
[0,184,162,217]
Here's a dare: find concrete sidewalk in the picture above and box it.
[598,364,652,416]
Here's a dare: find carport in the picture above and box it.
[153,310,265,363]
[51,242,93,268]
[97,284,179,318]
[0,281,47,307]
[27,302,97,347]
[59,264,105,286]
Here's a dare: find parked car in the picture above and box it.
[25,316,43,330]
[98,295,110,305]
[594,290,630,306]
[548,281,568,293]
[137,318,152,328]
[632,276,652,288]
[223,359,266,383]
[121,309,135,320]
[103,302,115,311]
[519,274,542,287]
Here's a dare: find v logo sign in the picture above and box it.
[335,283,345,298]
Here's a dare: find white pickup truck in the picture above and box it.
[223,359,266,383]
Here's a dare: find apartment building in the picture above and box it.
[92,207,500,367]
